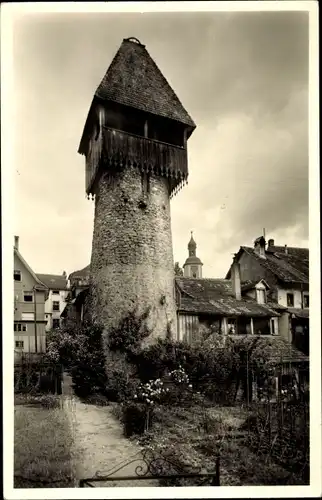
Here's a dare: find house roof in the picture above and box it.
[288,307,309,319]
[241,279,270,292]
[14,248,48,291]
[254,336,309,364]
[68,265,90,280]
[79,38,195,154]
[227,246,309,284]
[175,277,279,317]
[36,274,68,291]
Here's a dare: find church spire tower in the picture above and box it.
[183,232,203,278]
[78,38,196,341]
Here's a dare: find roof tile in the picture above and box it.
[95,38,196,129]
[241,246,309,283]
[176,277,279,317]
[36,274,68,290]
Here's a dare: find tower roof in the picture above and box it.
[95,38,196,129]
[188,231,197,250]
[183,255,203,266]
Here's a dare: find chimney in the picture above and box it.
[14,235,19,250]
[254,236,266,258]
[284,244,288,255]
[231,256,241,300]
[268,239,274,247]
[62,271,67,278]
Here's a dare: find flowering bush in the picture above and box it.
[169,366,191,386]
[133,378,167,406]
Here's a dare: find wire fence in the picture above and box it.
[14,353,63,395]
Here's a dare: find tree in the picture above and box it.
[174,262,183,276]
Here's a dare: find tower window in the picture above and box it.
[52,290,60,295]
[53,301,60,312]
[287,293,294,307]
[192,273,197,278]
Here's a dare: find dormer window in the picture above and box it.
[256,289,266,304]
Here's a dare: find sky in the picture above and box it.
[12,7,309,278]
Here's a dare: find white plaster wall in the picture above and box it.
[277,288,302,308]
[45,290,68,331]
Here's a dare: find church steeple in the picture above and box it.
[183,232,203,278]
[188,231,197,257]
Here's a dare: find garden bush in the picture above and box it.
[121,402,151,437]
[47,321,107,397]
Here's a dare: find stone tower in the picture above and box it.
[183,232,203,278]
[78,37,196,341]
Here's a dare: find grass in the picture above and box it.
[130,404,303,486]
[14,397,76,488]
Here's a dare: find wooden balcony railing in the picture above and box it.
[85,127,188,195]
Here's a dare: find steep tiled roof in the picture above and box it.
[95,38,196,129]
[228,246,309,284]
[36,274,68,291]
[175,278,279,317]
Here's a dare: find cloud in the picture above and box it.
[12,10,309,277]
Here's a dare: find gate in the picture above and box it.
[79,380,221,487]
[79,449,220,487]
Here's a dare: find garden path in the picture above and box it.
[62,373,158,488]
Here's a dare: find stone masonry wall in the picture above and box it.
[89,165,177,348]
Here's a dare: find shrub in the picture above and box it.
[121,402,151,437]
[105,362,140,402]
[47,321,107,397]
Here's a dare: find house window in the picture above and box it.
[287,293,294,307]
[15,341,24,349]
[14,324,27,332]
[14,270,21,281]
[53,301,60,311]
[52,290,60,295]
[271,319,275,334]
[52,319,60,329]
[24,293,33,302]
[256,289,266,304]
[303,295,309,308]
[227,319,237,334]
